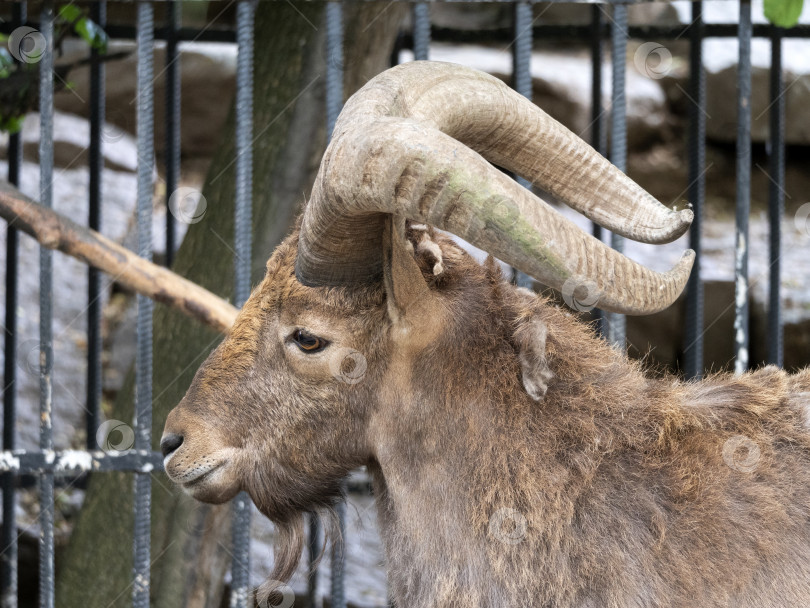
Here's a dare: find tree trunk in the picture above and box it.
[54,3,405,606]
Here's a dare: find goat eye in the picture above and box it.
[291,329,328,353]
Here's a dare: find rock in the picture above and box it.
[551,200,810,373]
[703,38,810,144]
[426,1,682,30]
[644,0,810,144]
[415,0,810,145]
[0,111,138,172]
[532,0,684,27]
[400,43,671,150]
[54,39,236,159]
[428,3,512,31]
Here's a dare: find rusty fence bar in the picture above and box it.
[735,0,752,375]
[36,3,56,607]
[684,0,706,380]
[86,0,106,451]
[133,3,156,607]
[590,4,607,336]
[2,0,25,602]
[606,2,628,348]
[165,0,182,268]
[231,1,257,607]
[590,4,608,162]
[325,5,348,607]
[0,0,796,605]
[768,25,785,367]
[412,2,430,62]
[37,2,55,607]
[511,1,535,290]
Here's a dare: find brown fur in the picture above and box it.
[163,224,810,607]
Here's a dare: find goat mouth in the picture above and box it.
[163,459,225,488]
[181,462,223,487]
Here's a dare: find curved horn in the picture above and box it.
[296,61,695,315]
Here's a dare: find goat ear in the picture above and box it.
[513,294,554,401]
[382,215,434,327]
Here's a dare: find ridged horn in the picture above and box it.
[296,61,694,315]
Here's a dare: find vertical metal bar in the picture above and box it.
[412,2,430,62]
[511,1,534,290]
[767,26,784,367]
[735,0,752,375]
[306,515,320,608]
[165,0,181,268]
[87,0,106,451]
[512,0,532,187]
[326,5,347,607]
[133,4,155,607]
[590,5,607,159]
[590,4,606,335]
[684,1,706,380]
[512,2,532,109]
[3,6,26,607]
[234,0,254,308]
[38,2,55,607]
[326,3,344,139]
[2,0,25,601]
[231,3,256,607]
[331,500,346,608]
[607,2,628,348]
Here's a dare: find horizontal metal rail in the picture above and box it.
[3,21,810,43]
[0,450,164,474]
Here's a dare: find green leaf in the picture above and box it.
[57,4,108,52]
[0,48,14,78]
[75,17,108,52]
[764,0,804,28]
[0,48,13,67]
[58,4,83,23]
[0,114,25,135]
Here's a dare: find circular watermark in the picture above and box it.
[488,507,528,546]
[96,419,135,455]
[328,347,367,385]
[794,203,810,238]
[490,196,521,231]
[722,435,760,473]
[257,582,295,608]
[16,338,53,377]
[560,276,601,312]
[633,42,672,80]
[184,502,217,535]
[8,26,46,64]
[169,187,207,224]
[98,108,135,145]
[102,123,126,145]
[324,30,357,73]
[101,110,130,144]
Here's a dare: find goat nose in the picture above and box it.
[160,433,183,458]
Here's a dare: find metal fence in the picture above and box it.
[0,0,802,606]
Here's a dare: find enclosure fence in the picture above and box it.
[0,0,802,606]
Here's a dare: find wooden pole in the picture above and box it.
[0,180,238,334]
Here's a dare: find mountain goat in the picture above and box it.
[161,62,810,607]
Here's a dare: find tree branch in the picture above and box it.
[0,180,238,334]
